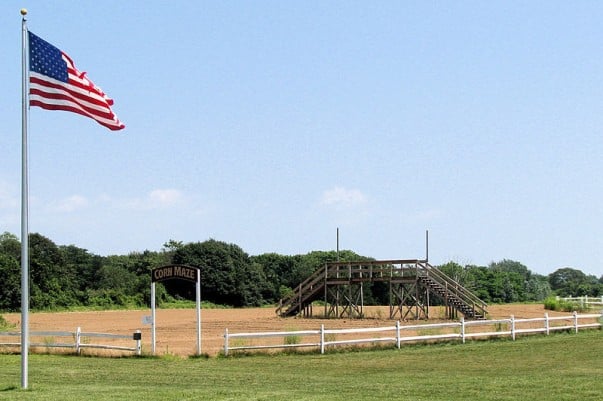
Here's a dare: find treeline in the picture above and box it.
[0,232,601,312]
[438,260,601,303]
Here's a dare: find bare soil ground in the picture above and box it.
[2,304,593,357]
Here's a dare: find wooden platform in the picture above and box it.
[276,259,488,320]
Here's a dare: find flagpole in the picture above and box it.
[20,8,30,390]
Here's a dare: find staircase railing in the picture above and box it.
[276,264,331,317]
[417,262,488,318]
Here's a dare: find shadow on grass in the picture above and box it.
[1,385,18,391]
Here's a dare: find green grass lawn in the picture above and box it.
[1,330,601,401]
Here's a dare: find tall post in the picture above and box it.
[223,329,229,356]
[324,264,328,317]
[320,324,325,354]
[425,230,429,262]
[150,282,156,354]
[196,268,201,355]
[20,8,30,390]
[336,227,339,262]
[460,317,465,344]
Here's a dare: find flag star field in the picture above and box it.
[28,32,68,82]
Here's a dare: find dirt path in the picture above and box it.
[2,304,583,357]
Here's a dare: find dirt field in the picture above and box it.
[2,304,592,357]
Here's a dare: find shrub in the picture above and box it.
[284,335,301,345]
[543,297,559,311]
[279,285,294,300]
[0,315,14,330]
[543,297,589,312]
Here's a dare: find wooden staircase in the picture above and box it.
[417,265,487,320]
[275,264,330,318]
[276,260,487,320]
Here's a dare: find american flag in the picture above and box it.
[28,31,125,131]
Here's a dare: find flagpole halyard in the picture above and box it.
[20,7,30,390]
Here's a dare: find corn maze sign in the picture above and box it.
[152,264,199,283]
[150,264,201,355]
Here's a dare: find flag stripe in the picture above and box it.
[30,74,116,114]
[28,31,124,131]
[30,98,124,131]
[29,90,122,128]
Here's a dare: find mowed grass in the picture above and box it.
[0,331,601,401]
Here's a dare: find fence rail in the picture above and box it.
[558,295,603,307]
[0,327,142,355]
[223,312,602,355]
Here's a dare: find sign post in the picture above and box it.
[150,265,201,355]
[196,272,201,355]
[150,280,156,354]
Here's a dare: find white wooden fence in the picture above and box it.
[558,296,603,307]
[0,327,142,355]
[223,312,602,355]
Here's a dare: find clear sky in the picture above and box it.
[2,1,602,277]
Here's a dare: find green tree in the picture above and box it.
[464,265,494,303]
[98,251,169,307]
[438,261,469,285]
[59,244,103,303]
[172,239,266,306]
[0,232,21,261]
[250,253,297,301]
[488,259,545,302]
[490,259,530,277]
[0,232,21,310]
[0,253,20,311]
[549,267,601,297]
[524,275,552,301]
[29,233,78,309]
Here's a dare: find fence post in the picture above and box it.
[224,329,229,356]
[320,324,325,354]
[573,311,578,334]
[460,317,465,344]
[134,330,142,356]
[511,315,515,341]
[544,313,549,335]
[395,321,401,349]
[75,326,81,355]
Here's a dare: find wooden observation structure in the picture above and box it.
[276,259,487,320]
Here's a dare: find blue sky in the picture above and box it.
[1,1,602,277]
